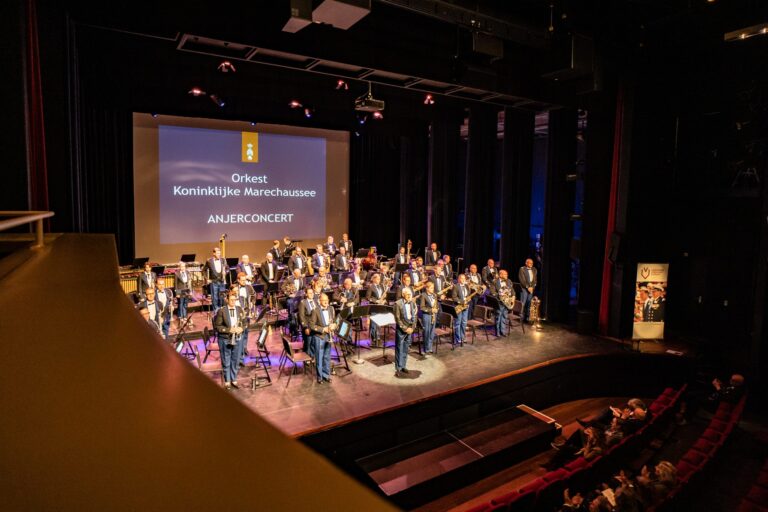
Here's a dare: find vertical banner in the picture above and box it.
[632,263,669,340]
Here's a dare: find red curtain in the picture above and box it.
[25,0,49,215]
[598,87,624,334]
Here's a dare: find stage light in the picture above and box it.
[336,79,349,90]
[304,107,314,118]
[151,113,158,118]
[210,94,225,107]
[289,100,303,109]
[250,121,256,126]
[424,94,435,105]
[357,114,367,125]
[372,111,383,120]
[725,23,768,42]
[217,60,236,73]
[188,87,206,97]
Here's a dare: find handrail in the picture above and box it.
[0,210,55,248]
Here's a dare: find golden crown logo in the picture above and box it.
[241,132,259,163]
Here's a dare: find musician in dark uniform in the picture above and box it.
[334,277,358,315]
[204,247,229,310]
[466,263,483,317]
[259,252,279,285]
[214,293,246,390]
[312,245,330,273]
[269,240,283,261]
[426,242,441,266]
[442,255,454,279]
[139,304,163,338]
[490,269,515,337]
[406,260,422,291]
[287,246,308,276]
[235,254,256,284]
[175,261,193,325]
[518,258,538,322]
[393,288,418,376]
[348,263,367,290]
[155,278,174,338]
[366,273,387,344]
[396,273,414,300]
[137,262,157,299]
[452,274,471,346]
[649,285,666,322]
[309,293,336,384]
[324,235,338,256]
[282,236,296,256]
[482,259,499,286]
[334,246,351,272]
[430,270,452,302]
[419,281,439,354]
[340,233,354,257]
[233,272,256,360]
[298,287,317,356]
[393,246,408,285]
[139,287,163,337]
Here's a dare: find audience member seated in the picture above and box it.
[636,461,678,507]
[577,398,649,435]
[678,373,745,424]
[543,426,605,471]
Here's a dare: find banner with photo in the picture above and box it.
[632,263,669,340]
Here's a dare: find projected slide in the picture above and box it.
[159,126,326,243]
[133,114,348,263]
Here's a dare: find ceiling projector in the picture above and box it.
[355,83,384,112]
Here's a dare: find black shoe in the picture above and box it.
[401,368,409,374]
[317,379,323,384]
[231,381,240,389]
[323,377,332,383]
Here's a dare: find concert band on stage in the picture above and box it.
[134,235,541,386]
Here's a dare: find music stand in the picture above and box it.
[394,263,409,272]
[331,320,351,375]
[250,324,272,389]
[307,247,317,257]
[151,265,166,277]
[132,257,149,269]
[355,248,369,258]
[369,306,396,361]
[225,257,239,268]
[180,253,196,263]
[347,305,371,364]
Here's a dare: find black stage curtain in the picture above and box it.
[542,108,577,322]
[428,116,462,258]
[462,106,498,266]
[499,108,534,270]
[57,22,135,263]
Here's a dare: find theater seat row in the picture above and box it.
[464,385,688,512]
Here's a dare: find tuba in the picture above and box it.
[499,287,516,309]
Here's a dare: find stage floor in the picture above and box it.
[177,313,631,437]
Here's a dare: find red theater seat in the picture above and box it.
[682,449,708,468]
[565,457,589,473]
[709,418,730,433]
[662,387,675,397]
[464,503,492,512]
[490,491,518,506]
[737,498,768,512]
[701,428,724,445]
[691,438,717,456]
[675,460,699,483]
[518,477,547,495]
[542,468,570,482]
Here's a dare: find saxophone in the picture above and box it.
[428,294,439,326]
[455,285,485,314]
[499,286,516,309]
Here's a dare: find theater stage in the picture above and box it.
[181,314,657,437]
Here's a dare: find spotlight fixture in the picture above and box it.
[210,94,226,107]
[724,23,768,42]
[354,82,385,112]
[188,87,206,97]
[372,111,383,120]
[424,94,435,105]
[356,113,368,125]
[151,113,158,118]
[304,107,314,118]
[336,79,349,90]
[250,121,256,126]
[289,100,303,109]
[217,60,236,73]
